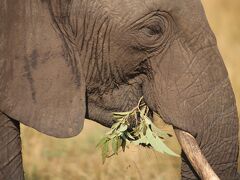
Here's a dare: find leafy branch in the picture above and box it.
[97,97,179,163]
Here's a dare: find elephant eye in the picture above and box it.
[130,12,172,52]
[141,24,163,37]
[137,17,167,44]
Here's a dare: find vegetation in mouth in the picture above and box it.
[97,97,179,163]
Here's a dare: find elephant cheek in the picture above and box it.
[144,39,231,135]
[143,39,239,178]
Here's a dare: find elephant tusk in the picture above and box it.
[174,129,220,180]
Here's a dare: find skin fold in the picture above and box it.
[0,0,239,179]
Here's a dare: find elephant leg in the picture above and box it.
[0,112,24,180]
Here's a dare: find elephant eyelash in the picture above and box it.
[132,15,167,43]
[140,15,167,37]
[141,23,164,37]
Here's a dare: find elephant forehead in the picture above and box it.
[100,0,201,18]
[100,0,174,21]
[97,0,209,37]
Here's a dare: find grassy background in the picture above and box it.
[21,1,240,179]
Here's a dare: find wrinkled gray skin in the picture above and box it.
[0,0,239,179]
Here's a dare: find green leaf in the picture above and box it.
[155,136,179,157]
[132,136,149,146]
[108,133,117,139]
[143,115,152,126]
[111,122,121,129]
[112,137,119,154]
[118,124,128,132]
[142,125,147,136]
[140,105,147,116]
[132,126,142,137]
[125,132,135,140]
[118,137,123,149]
[152,126,170,138]
[97,137,108,148]
[97,96,178,164]
[121,139,127,152]
[102,140,110,164]
[106,129,114,136]
[144,115,172,138]
[146,128,179,157]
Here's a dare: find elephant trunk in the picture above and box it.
[0,113,24,180]
[143,37,239,179]
[179,89,239,180]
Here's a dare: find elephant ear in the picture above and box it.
[0,0,86,138]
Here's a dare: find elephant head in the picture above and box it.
[0,0,239,179]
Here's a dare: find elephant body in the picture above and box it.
[0,0,239,179]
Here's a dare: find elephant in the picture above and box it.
[0,0,239,179]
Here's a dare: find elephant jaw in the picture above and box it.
[174,129,220,180]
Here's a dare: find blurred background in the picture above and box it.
[21,1,240,179]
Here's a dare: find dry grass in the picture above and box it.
[21,1,240,180]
